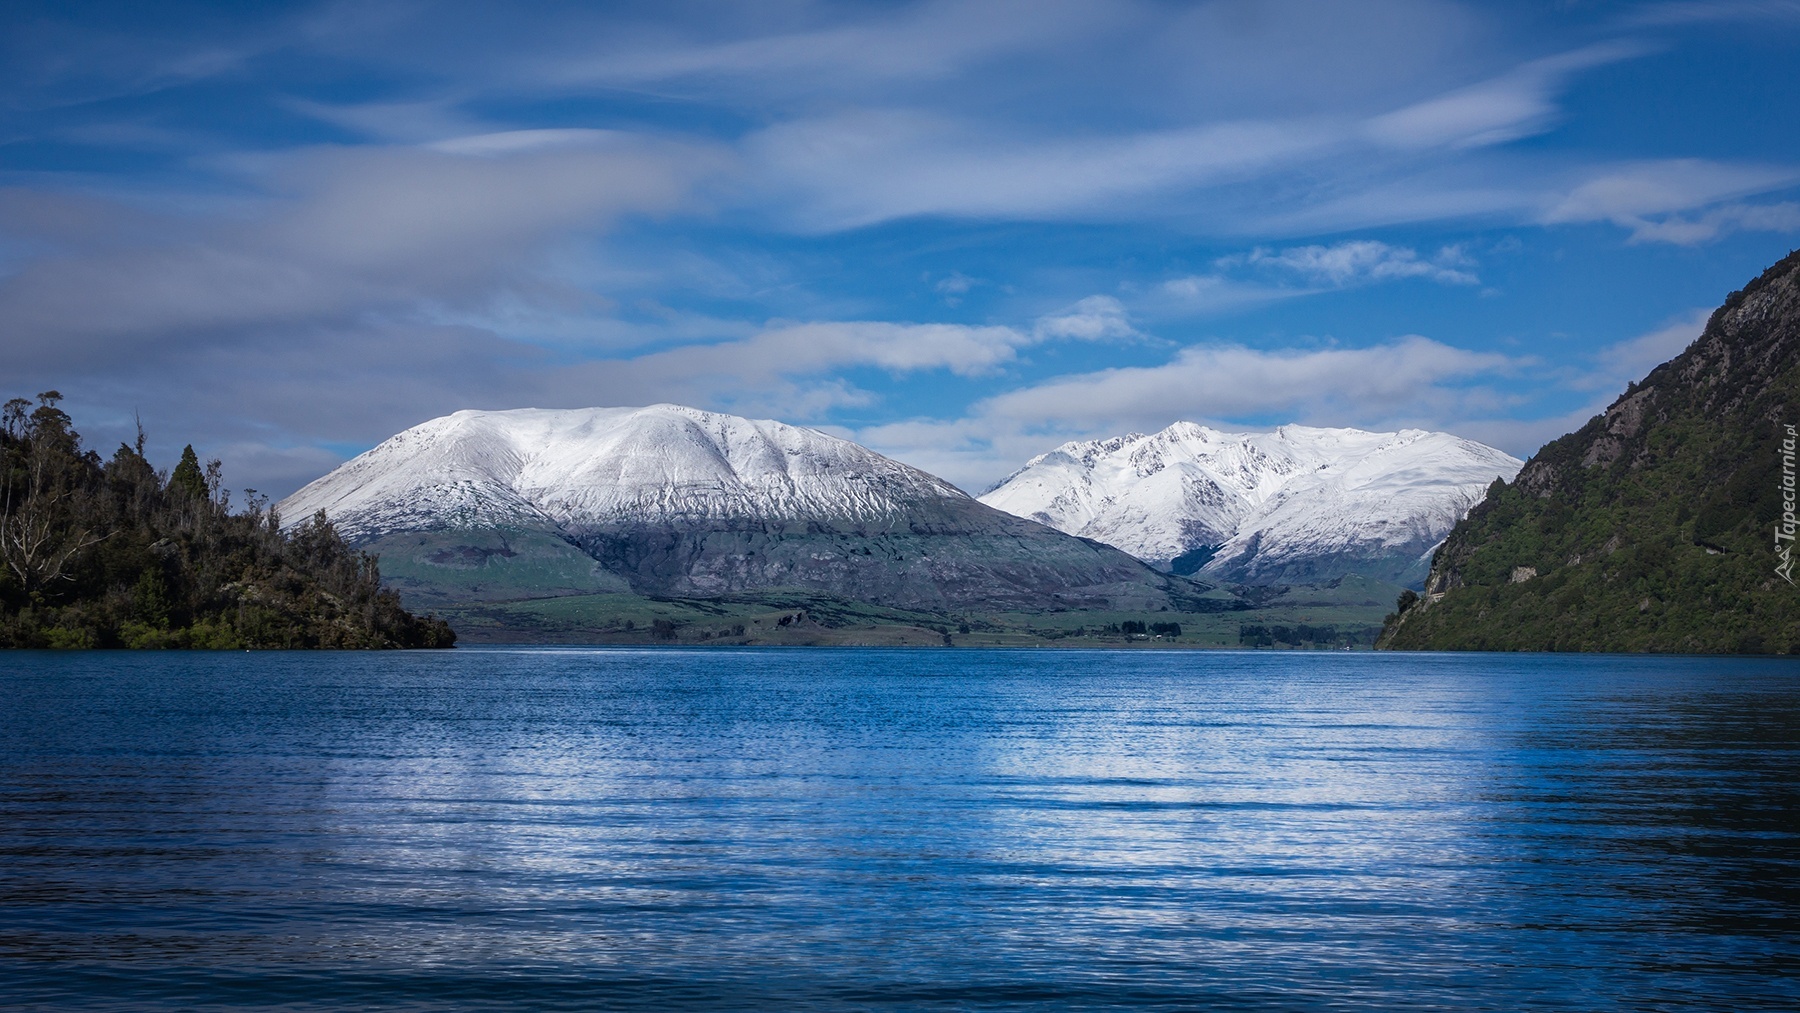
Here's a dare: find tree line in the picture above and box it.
[1,392,454,649]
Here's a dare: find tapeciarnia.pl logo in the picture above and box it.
[1778,423,1797,585]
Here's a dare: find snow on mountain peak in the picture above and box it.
[978,421,1523,585]
[278,404,968,539]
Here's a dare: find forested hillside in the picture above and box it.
[1,392,454,649]
[1380,250,1800,653]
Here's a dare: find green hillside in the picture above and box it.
[1380,250,1800,653]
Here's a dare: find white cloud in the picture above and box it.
[536,0,1115,96]
[284,98,493,144]
[729,36,1660,233]
[1156,274,1305,314]
[1449,404,1609,462]
[1244,176,1535,235]
[1365,43,1647,150]
[932,271,982,305]
[494,319,1039,426]
[1366,78,1557,151]
[1236,240,1479,286]
[1584,309,1710,388]
[934,273,976,295]
[426,129,637,158]
[1622,202,1800,245]
[1032,295,1135,341]
[1153,240,1478,320]
[0,134,719,367]
[745,108,1340,229]
[1540,160,1800,242]
[1449,308,1714,456]
[550,301,1143,419]
[669,320,1031,380]
[978,336,1518,429]
[529,0,1489,120]
[852,416,1081,494]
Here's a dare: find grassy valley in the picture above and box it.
[435,573,1401,648]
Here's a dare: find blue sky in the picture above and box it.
[4,0,1799,497]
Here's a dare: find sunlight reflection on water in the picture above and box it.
[1,648,1795,1011]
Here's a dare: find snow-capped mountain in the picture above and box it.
[279,405,967,540]
[979,423,1522,586]
[278,405,1201,611]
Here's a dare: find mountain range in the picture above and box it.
[278,406,1519,619]
[979,423,1521,586]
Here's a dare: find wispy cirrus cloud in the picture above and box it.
[1582,308,1710,389]
[1364,42,1650,150]
[284,98,495,145]
[0,130,719,367]
[1156,274,1303,314]
[1539,159,1800,243]
[1449,309,1715,453]
[1619,0,1800,28]
[523,0,1489,118]
[1618,202,1800,245]
[1232,240,1479,286]
[977,336,1520,430]
[1156,239,1480,317]
[552,296,1144,419]
[532,0,1115,98]
[729,28,1656,233]
[743,109,1340,230]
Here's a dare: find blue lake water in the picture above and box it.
[1,648,1796,1011]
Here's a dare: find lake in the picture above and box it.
[1,648,1795,1011]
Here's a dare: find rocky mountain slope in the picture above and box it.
[1381,249,1800,653]
[980,423,1520,586]
[278,405,1210,613]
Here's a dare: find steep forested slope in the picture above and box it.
[1381,250,1800,653]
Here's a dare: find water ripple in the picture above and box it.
[0,648,1795,1011]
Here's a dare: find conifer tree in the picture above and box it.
[169,445,208,499]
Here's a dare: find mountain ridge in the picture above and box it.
[979,422,1521,586]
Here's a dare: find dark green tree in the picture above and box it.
[169,444,209,500]
[0,392,106,596]
[1,396,454,650]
